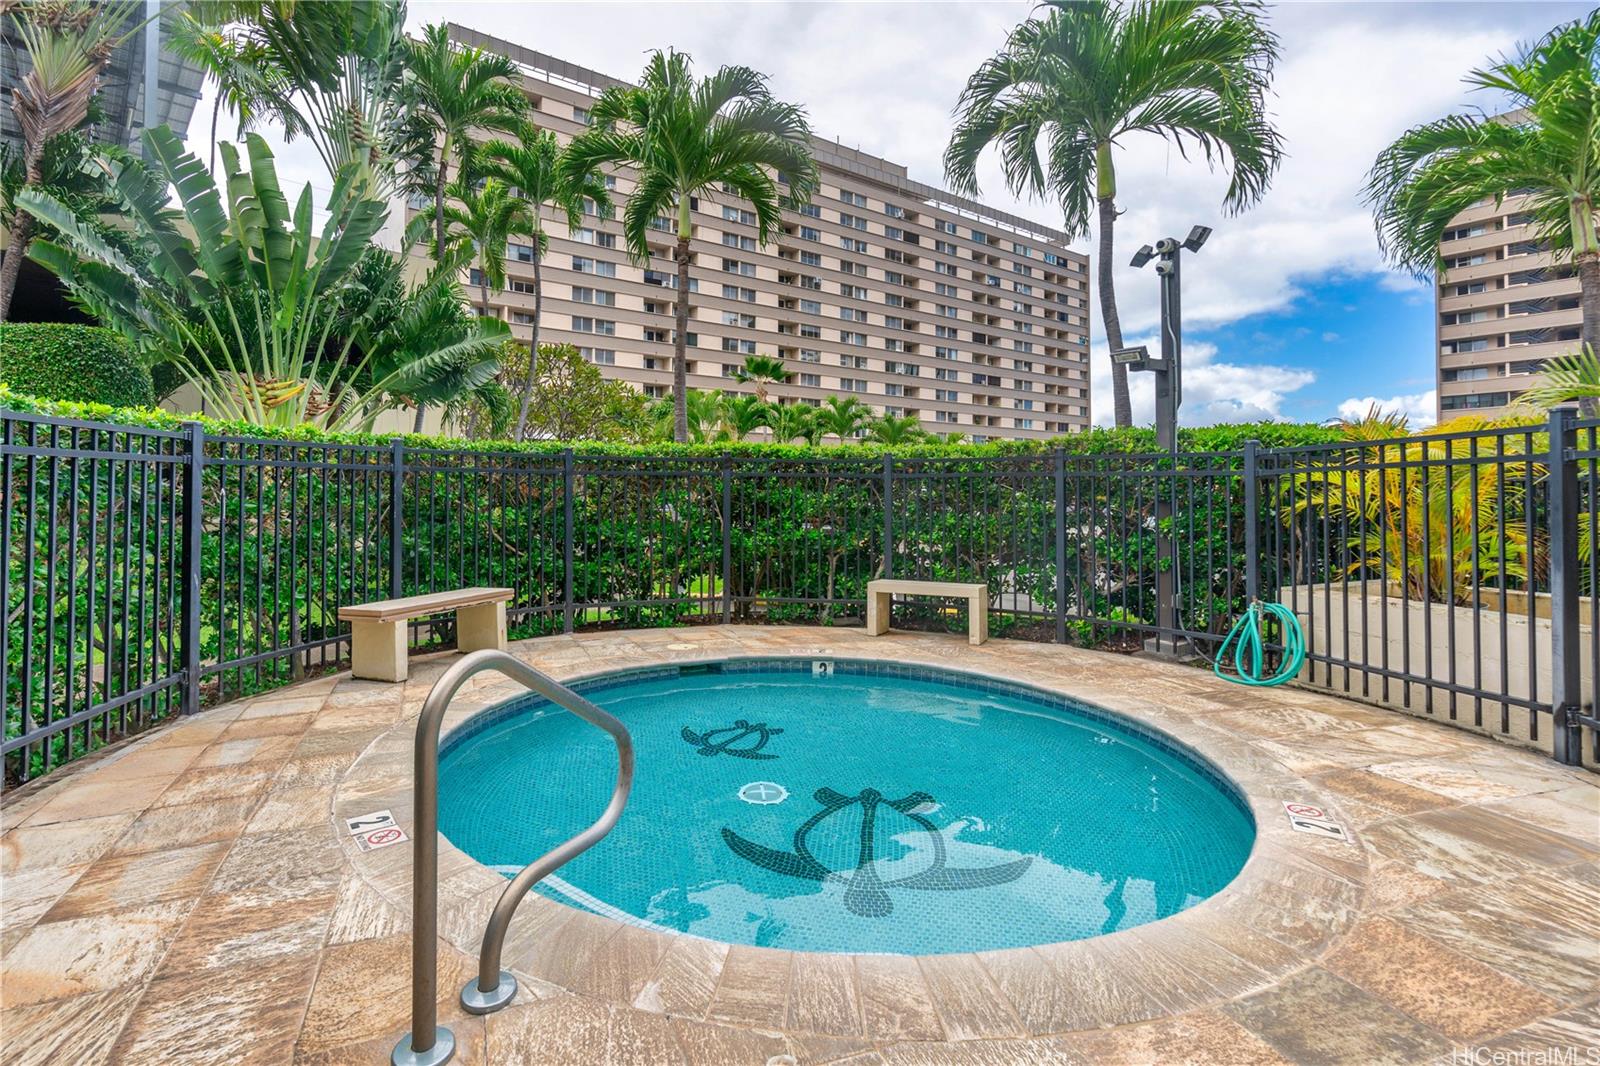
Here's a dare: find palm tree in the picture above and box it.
[944,0,1283,428]
[478,127,612,440]
[817,395,872,443]
[179,0,412,194]
[444,176,531,313]
[869,414,927,445]
[400,22,525,430]
[1365,11,1600,416]
[766,401,819,445]
[0,0,144,321]
[720,393,771,440]
[732,353,790,404]
[1519,345,1600,412]
[563,49,819,442]
[402,22,526,267]
[167,12,300,174]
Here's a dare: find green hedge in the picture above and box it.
[0,325,154,407]
[0,384,1340,455]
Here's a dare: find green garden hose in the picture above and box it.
[1213,601,1306,687]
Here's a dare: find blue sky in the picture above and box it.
[196,1,1597,430]
[1190,272,1440,427]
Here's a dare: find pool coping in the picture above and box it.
[335,638,1373,1041]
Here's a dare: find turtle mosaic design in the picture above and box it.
[720,787,1033,917]
[681,719,784,759]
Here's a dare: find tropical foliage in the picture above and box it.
[177,0,420,194]
[944,0,1283,427]
[731,354,790,403]
[1519,345,1600,411]
[1284,415,1542,603]
[563,49,819,441]
[476,127,612,439]
[19,130,506,430]
[445,175,532,310]
[0,0,144,320]
[402,21,526,264]
[459,342,651,442]
[1366,10,1600,414]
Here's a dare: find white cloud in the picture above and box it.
[1091,339,1316,427]
[1321,331,1340,343]
[1337,391,1438,429]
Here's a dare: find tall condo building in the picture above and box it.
[1436,191,1583,420]
[437,26,1093,441]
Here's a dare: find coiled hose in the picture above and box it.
[1213,601,1306,687]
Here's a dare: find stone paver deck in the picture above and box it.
[1,626,1596,1066]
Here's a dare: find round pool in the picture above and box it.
[438,659,1255,955]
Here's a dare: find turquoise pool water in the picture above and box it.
[438,660,1255,955]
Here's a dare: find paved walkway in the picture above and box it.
[2,626,1596,1065]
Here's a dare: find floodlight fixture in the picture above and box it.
[1184,225,1212,252]
[1130,245,1156,268]
[1111,345,1158,371]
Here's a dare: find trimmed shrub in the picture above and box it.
[0,324,154,407]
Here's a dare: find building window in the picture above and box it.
[1440,392,1508,410]
[574,228,617,248]
[572,256,617,277]
[798,373,821,387]
[579,347,615,365]
[840,377,868,392]
[571,287,616,306]
[512,311,535,325]
[571,316,615,336]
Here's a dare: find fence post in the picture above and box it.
[1547,407,1582,766]
[721,453,733,624]
[1242,440,1260,605]
[562,450,575,634]
[180,422,204,715]
[390,439,404,599]
[1054,449,1066,644]
[882,454,894,578]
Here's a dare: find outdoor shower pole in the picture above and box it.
[1153,243,1181,651]
[1127,226,1209,656]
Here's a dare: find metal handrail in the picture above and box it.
[391,650,634,1066]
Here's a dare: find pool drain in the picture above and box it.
[738,781,788,805]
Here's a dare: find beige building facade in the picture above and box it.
[441,27,1092,441]
[1436,191,1583,419]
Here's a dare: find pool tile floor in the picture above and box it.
[1,626,1596,1065]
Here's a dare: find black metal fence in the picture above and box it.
[4,407,1596,785]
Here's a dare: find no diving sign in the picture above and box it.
[345,809,409,852]
[1282,801,1351,843]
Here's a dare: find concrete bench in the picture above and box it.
[338,586,513,682]
[866,579,989,646]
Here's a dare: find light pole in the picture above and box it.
[1115,225,1211,655]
